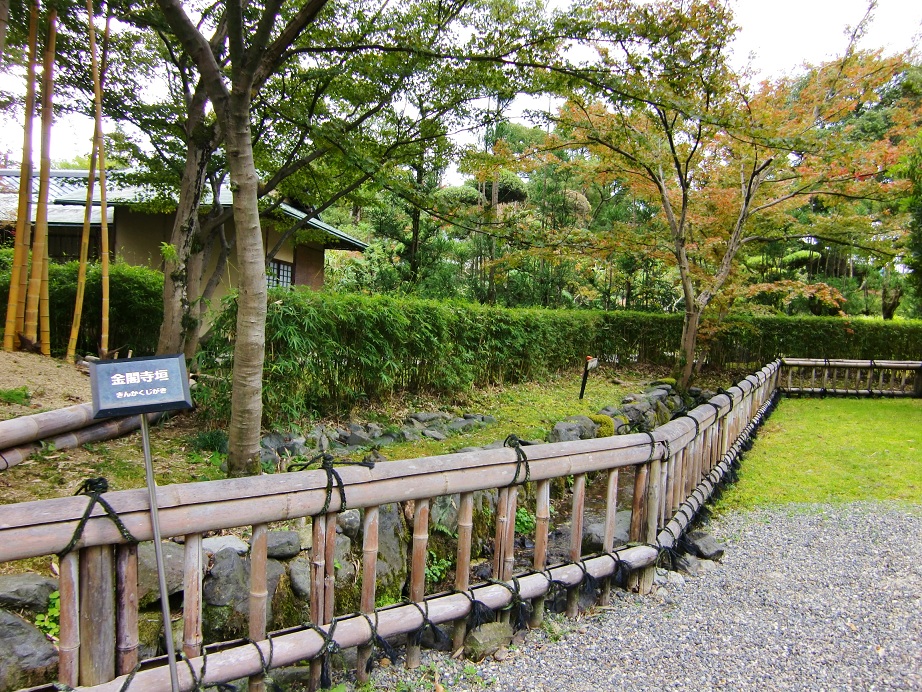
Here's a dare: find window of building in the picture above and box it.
[267,259,294,288]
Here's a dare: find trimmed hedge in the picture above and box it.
[0,251,163,357]
[198,290,922,426]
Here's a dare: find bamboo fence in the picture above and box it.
[780,359,922,398]
[2,362,781,691]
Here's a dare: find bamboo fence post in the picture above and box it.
[406,498,430,669]
[502,485,518,581]
[58,551,80,687]
[323,513,337,623]
[248,523,269,692]
[357,506,379,682]
[492,487,509,580]
[600,469,619,605]
[636,457,662,595]
[309,517,325,691]
[565,473,586,617]
[529,480,551,628]
[79,545,115,685]
[914,368,922,398]
[115,544,138,675]
[452,493,474,652]
[182,533,203,659]
[628,463,649,593]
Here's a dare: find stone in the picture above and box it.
[204,548,249,608]
[683,530,726,560]
[260,432,287,450]
[654,400,672,426]
[202,550,285,641]
[0,574,58,612]
[277,437,309,458]
[0,610,58,690]
[422,429,447,441]
[259,447,280,470]
[337,509,361,539]
[346,431,374,447]
[674,552,703,577]
[267,531,301,560]
[549,421,583,443]
[365,423,384,439]
[409,412,449,423]
[374,504,409,599]
[137,541,185,608]
[563,415,600,439]
[597,405,622,418]
[288,556,311,601]
[448,417,480,432]
[203,535,250,556]
[334,534,356,587]
[418,623,453,651]
[581,510,632,552]
[644,387,669,403]
[464,621,513,662]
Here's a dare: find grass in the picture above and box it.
[714,397,922,512]
[0,386,30,406]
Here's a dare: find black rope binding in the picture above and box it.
[408,600,450,649]
[503,434,531,486]
[287,453,375,515]
[601,549,632,586]
[541,568,569,606]
[455,589,495,630]
[244,636,282,691]
[575,561,599,599]
[486,578,532,632]
[59,477,139,558]
[644,432,657,462]
[359,612,400,671]
[305,620,340,690]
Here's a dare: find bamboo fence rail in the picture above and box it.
[3,362,781,692]
[780,359,922,397]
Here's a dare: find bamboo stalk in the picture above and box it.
[323,513,336,623]
[492,487,509,581]
[452,493,474,651]
[2,0,37,352]
[182,533,203,659]
[406,498,430,669]
[58,551,80,687]
[628,463,649,593]
[23,8,56,349]
[599,469,619,605]
[565,473,586,617]
[356,506,379,682]
[501,485,518,581]
[308,516,325,691]
[637,459,662,595]
[248,523,268,692]
[79,545,114,685]
[115,544,138,675]
[529,480,550,628]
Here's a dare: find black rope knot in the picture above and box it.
[504,434,531,486]
[456,589,495,629]
[59,477,139,558]
[287,453,374,515]
[359,612,400,672]
[305,621,340,690]
[408,600,450,649]
[487,578,532,632]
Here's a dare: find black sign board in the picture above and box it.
[89,354,193,419]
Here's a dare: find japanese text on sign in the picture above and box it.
[110,370,170,386]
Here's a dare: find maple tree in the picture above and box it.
[553,0,918,386]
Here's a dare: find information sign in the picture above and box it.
[89,354,193,419]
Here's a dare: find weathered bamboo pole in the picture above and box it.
[599,469,619,605]
[58,551,80,687]
[0,402,95,449]
[452,493,475,651]
[628,463,649,593]
[356,506,379,682]
[492,487,509,581]
[565,473,586,617]
[529,479,551,628]
[308,516,325,691]
[79,545,114,685]
[182,533,203,659]
[114,544,138,675]
[323,513,337,623]
[248,523,268,692]
[80,546,661,692]
[406,498,430,669]
[637,458,662,595]
[2,0,38,352]
[502,485,518,581]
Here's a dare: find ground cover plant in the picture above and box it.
[715,398,922,511]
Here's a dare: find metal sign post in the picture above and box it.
[579,356,599,400]
[90,355,193,692]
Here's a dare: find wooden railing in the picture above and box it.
[780,359,922,398]
[2,362,781,692]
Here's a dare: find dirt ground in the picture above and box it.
[0,350,93,420]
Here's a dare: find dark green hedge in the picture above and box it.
[199,291,920,426]
[0,251,163,357]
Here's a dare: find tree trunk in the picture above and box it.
[2,0,38,351]
[678,307,700,389]
[224,92,266,478]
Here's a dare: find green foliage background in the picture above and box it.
[197,290,922,426]
[0,249,164,356]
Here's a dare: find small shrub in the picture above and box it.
[189,429,229,454]
[514,507,536,534]
[0,386,30,406]
[34,590,61,638]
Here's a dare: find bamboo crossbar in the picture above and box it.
[2,361,782,692]
[780,358,921,398]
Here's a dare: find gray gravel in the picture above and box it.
[364,503,922,691]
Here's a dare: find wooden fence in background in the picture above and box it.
[2,363,782,691]
[780,359,922,398]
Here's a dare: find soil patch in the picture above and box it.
[0,351,93,420]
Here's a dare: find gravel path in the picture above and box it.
[366,503,922,691]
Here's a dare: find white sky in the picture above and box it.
[1,0,919,168]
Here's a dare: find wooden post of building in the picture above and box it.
[115,544,139,675]
[79,545,115,686]
[357,506,379,682]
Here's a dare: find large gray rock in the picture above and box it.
[202,549,286,640]
[375,504,408,599]
[581,510,632,552]
[204,548,249,608]
[431,491,497,538]
[408,412,450,423]
[0,610,58,690]
[334,534,356,588]
[448,417,481,433]
[346,430,374,447]
[137,541,185,608]
[267,531,301,560]
[0,574,58,612]
[549,421,583,443]
[337,509,361,539]
[288,556,311,601]
[464,621,513,662]
[422,429,447,441]
[684,531,726,561]
[565,415,600,439]
[203,535,249,556]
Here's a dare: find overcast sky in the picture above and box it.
[1,0,919,168]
